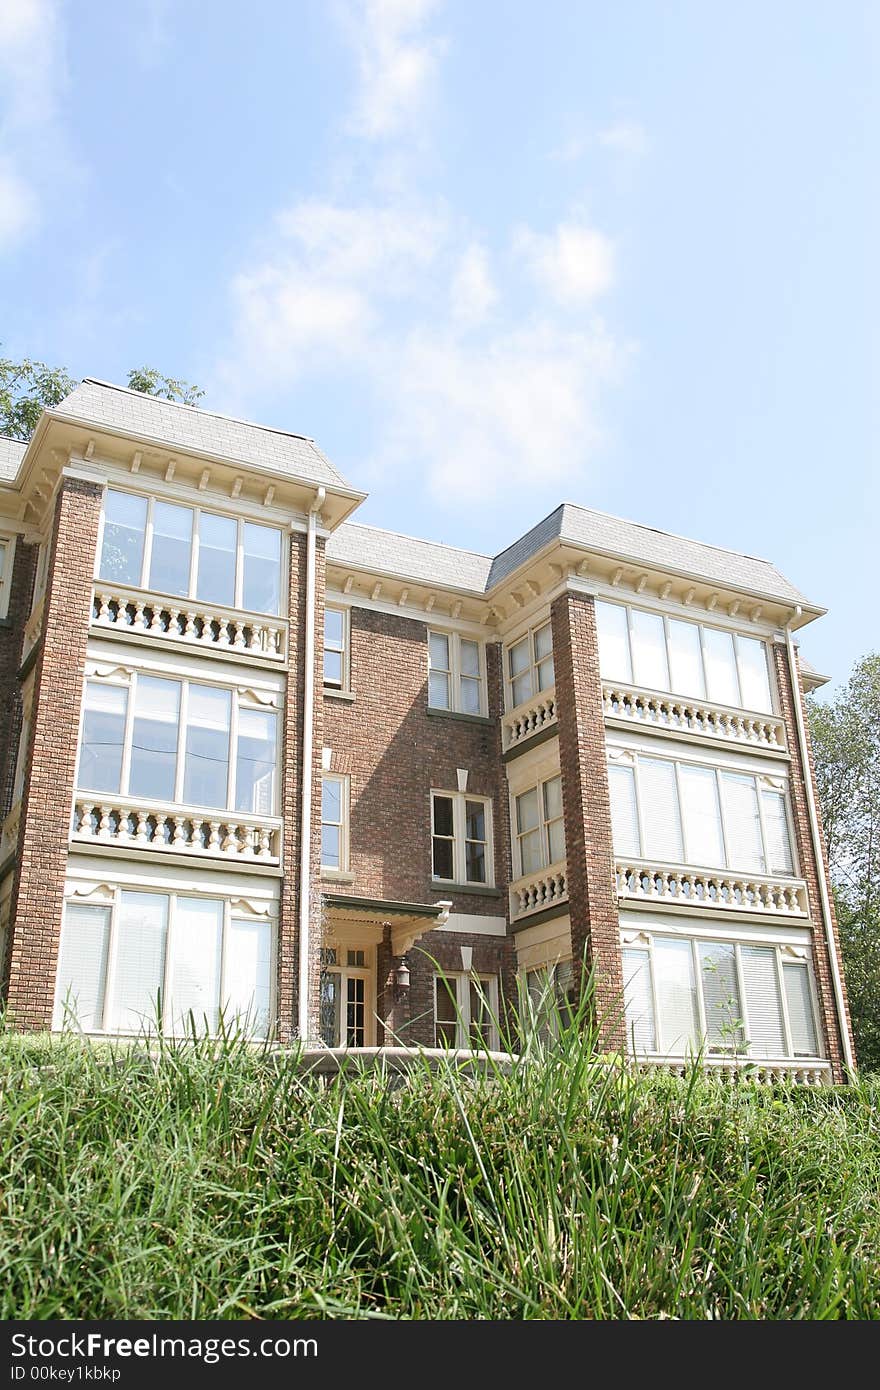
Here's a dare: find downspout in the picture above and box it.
[298,486,325,1042]
[785,609,855,1073]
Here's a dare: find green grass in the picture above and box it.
[1,1024,879,1319]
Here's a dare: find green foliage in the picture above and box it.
[0,351,76,442]
[126,367,204,406]
[0,1027,878,1320]
[808,654,880,1071]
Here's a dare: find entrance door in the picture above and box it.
[319,946,373,1047]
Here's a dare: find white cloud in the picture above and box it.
[450,244,496,327]
[598,120,649,157]
[0,160,37,251]
[341,0,446,139]
[514,221,616,306]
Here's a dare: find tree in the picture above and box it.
[0,353,77,442]
[126,368,204,407]
[808,653,880,1071]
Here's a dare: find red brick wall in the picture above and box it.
[0,537,37,825]
[772,643,854,1078]
[550,591,625,1050]
[4,479,103,1029]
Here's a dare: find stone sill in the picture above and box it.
[429,882,503,899]
[324,687,355,702]
[426,707,493,727]
[321,869,356,885]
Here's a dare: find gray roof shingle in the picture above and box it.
[52,379,352,489]
[326,522,493,591]
[0,436,27,482]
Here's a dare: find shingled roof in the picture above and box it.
[0,437,27,482]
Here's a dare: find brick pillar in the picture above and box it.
[0,538,37,823]
[277,526,326,1044]
[772,643,854,1079]
[550,590,625,1050]
[5,477,103,1030]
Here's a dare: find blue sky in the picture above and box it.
[1,1,876,689]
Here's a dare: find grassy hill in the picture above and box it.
[1,1029,878,1319]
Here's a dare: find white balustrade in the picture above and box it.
[635,1055,831,1086]
[71,794,282,864]
[502,686,558,752]
[602,682,787,751]
[615,858,809,916]
[91,583,287,661]
[510,859,569,922]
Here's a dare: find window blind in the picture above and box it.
[719,773,765,873]
[735,635,773,713]
[667,619,705,699]
[54,903,111,1031]
[760,790,793,875]
[783,963,818,1056]
[679,764,724,868]
[740,945,786,1055]
[170,898,222,1035]
[698,942,742,1048]
[702,627,739,707]
[654,938,698,1052]
[631,609,669,691]
[595,601,632,683]
[608,765,640,858]
[622,948,656,1052]
[639,758,683,863]
[224,919,272,1038]
[107,892,168,1033]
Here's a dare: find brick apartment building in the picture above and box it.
[0,380,854,1082]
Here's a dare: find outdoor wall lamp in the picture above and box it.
[394,960,411,998]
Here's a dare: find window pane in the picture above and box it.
[639,758,683,862]
[654,938,699,1052]
[325,608,345,648]
[465,800,485,843]
[460,639,480,677]
[534,624,553,661]
[429,671,451,709]
[460,676,481,714]
[79,682,127,794]
[595,601,632,683]
[703,627,739,706]
[170,897,222,1035]
[511,670,532,706]
[432,837,454,880]
[319,969,341,1047]
[148,501,192,597]
[465,840,486,883]
[508,636,530,677]
[321,824,341,870]
[699,942,742,1049]
[433,795,454,837]
[322,777,342,825]
[129,676,179,802]
[108,892,168,1033]
[196,512,236,607]
[667,619,705,699]
[435,977,458,1046]
[783,963,818,1056]
[225,919,272,1038]
[235,708,276,814]
[740,945,786,1056]
[242,522,281,614]
[630,610,669,691]
[324,650,344,686]
[536,654,555,691]
[720,773,765,873]
[429,632,450,671]
[547,817,565,864]
[99,490,147,586]
[543,775,563,821]
[761,790,793,875]
[622,948,655,1053]
[519,827,543,875]
[736,636,772,714]
[469,979,494,1048]
[608,765,640,858]
[54,903,111,1031]
[184,685,231,808]
[515,787,539,834]
[346,976,365,1046]
[678,765,724,868]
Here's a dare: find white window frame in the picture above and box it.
[323,605,350,692]
[434,971,500,1050]
[608,749,798,878]
[95,487,287,617]
[320,773,351,873]
[319,943,375,1046]
[53,888,276,1038]
[622,930,822,1060]
[520,958,577,1040]
[427,629,488,717]
[430,789,494,888]
[74,670,280,817]
[595,599,776,715]
[504,620,554,711]
[0,534,15,619]
[511,773,565,877]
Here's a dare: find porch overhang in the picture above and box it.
[322,893,453,957]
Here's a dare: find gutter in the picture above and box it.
[298,486,325,1042]
[785,610,855,1073]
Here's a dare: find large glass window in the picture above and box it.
[506,622,554,709]
[77,674,277,816]
[514,774,565,877]
[607,753,796,876]
[623,932,820,1060]
[431,791,493,886]
[54,892,272,1037]
[97,489,283,616]
[428,631,486,715]
[595,600,773,713]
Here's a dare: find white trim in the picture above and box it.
[427,628,488,717]
[443,911,507,936]
[318,942,376,1047]
[430,788,495,888]
[433,970,500,1050]
[0,533,15,618]
[320,772,350,873]
[323,604,350,692]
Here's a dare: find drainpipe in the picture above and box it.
[298,486,325,1042]
[785,609,855,1073]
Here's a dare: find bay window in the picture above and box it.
[431,791,493,886]
[514,774,565,876]
[97,488,284,617]
[506,622,554,709]
[595,600,773,714]
[77,674,278,815]
[428,631,486,715]
[622,931,820,1059]
[434,972,499,1050]
[54,891,273,1037]
[608,752,795,876]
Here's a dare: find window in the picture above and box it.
[607,753,796,876]
[97,489,284,617]
[0,535,14,618]
[521,960,577,1042]
[622,933,820,1060]
[514,774,565,876]
[434,973,499,1050]
[431,792,493,886]
[506,622,554,709]
[428,631,486,715]
[53,892,272,1037]
[321,775,349,872]
[324,607,348,689]
[595,600,773,714]
[76,675,278,815]
[319,947,372,1046]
